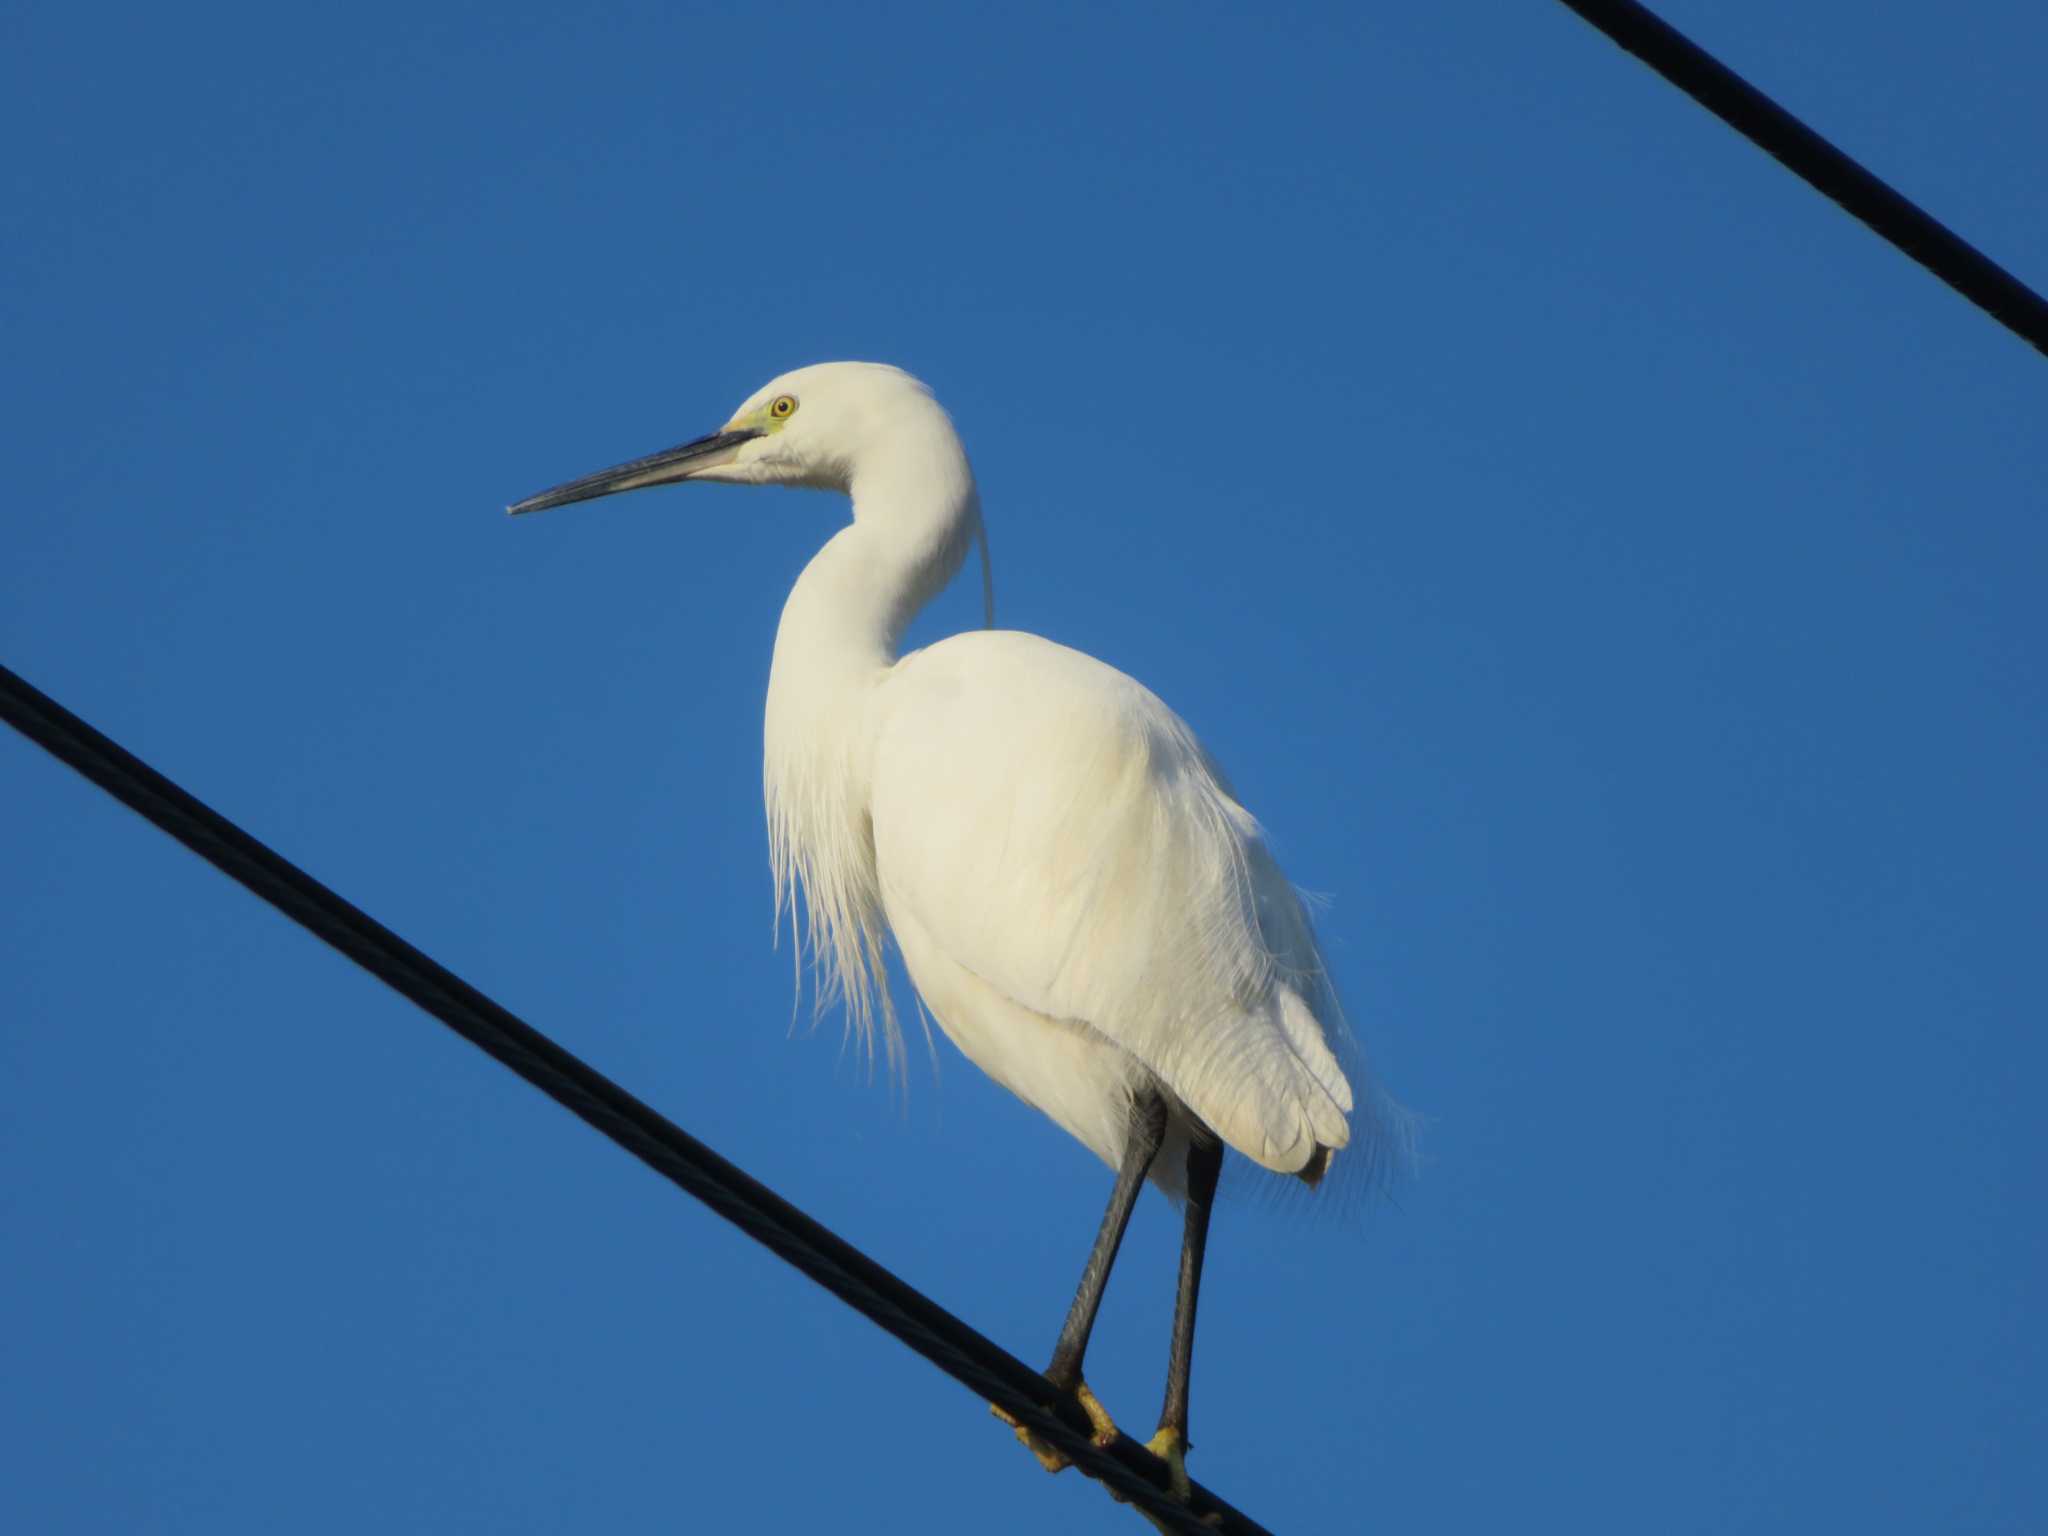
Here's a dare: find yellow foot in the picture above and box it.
[988,1377,1121,1475]
[1145,1426,1193,1503]
[989,1401,1070,1474]
[1123,1425,1223,1530]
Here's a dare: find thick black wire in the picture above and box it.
[0,661,1271,1536]
[1556,0,2048,357]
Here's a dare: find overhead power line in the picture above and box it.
[0,662,1269,1536]
[1556,0,2048,357]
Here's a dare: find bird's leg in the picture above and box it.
[993,1087,1168,1473]
[1148,1131,1223,1504]
[1046,1089,1169,1421]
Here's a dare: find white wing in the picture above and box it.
[866,630,1355,1174]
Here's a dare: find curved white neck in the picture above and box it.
[759,429,987,1070]
[768,429,985,704]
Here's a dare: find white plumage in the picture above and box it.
[511,360,1409,1488]
[731,362,1406,1190]
[869,631,1354,1180]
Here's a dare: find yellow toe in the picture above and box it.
[988,1401,1071,1474]
[1072,1379,1120,1447]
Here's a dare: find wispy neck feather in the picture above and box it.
[762,417,984,1080]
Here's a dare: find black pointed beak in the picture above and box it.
[506,427,766,516]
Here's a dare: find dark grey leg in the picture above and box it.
[1148,1132,1223,1500]
[1045,1087,1169,1397]
[1157,1133,1223,1443]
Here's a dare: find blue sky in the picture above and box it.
[4,2,2044,1531]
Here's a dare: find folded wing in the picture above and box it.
[867,630,1356,1174]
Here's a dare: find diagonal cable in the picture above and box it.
[1554,0,2048,357]
[0,661,1270,1536]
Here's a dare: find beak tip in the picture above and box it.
[501,424,760,521]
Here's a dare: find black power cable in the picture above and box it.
[1556,0,2048,357]
[0,661,1272,1536]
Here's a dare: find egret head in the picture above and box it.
[507,362,958,515]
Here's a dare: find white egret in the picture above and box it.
[509,363,1410,1498]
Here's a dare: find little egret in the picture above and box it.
[510,363,1409,1498]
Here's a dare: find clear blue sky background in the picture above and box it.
[4,3,2043,1531]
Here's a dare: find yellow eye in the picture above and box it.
[769,395,798,419]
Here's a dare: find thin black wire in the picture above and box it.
[1555,0,2048,357]
[0,661,1270,1536]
